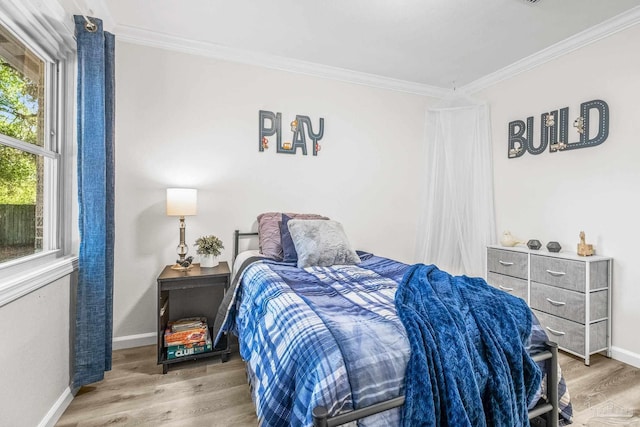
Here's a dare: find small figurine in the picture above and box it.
[550,141,567,152]
[500,231,524,247]
[545,113,555,127]
[290,119,298,132]
[262,137,269,149]
[574,117,585,134]
[508,143,523,158]
[177,256,194,268]
[577,231,594,256]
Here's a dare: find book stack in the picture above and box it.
[164,316,212,360]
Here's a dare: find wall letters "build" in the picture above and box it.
[508,99,609,158]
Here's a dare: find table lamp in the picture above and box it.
[166,188,197,264]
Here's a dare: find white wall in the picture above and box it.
[113,42,435,340]
[475,24,640,365]
[0,275,73,427]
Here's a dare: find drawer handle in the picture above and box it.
[546,326,566,337]
[499,260,514,266]
[546,297,566,307]
[498,285,514,292]
[546,269,566,276]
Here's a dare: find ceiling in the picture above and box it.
[63,0,640,94]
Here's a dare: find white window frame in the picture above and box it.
[0,3,77,307]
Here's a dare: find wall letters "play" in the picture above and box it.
[259,110,325,156]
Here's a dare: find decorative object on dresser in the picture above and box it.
[527,239,542,250]
[577,231,595,256]
[487,245,612,365]
[195,234,224,268]
[546,241,562,253]
[500,231,524,247]
[166,188,198,267]
[156,262,231,373]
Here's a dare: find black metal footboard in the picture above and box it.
[529,341,560,425]
[312,341,560,427]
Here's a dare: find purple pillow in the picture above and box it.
[257,212,329,260]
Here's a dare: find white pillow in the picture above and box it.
[287,219,361,268]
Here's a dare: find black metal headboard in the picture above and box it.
[233,230,259,262]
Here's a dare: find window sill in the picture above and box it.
[0,255,78,307]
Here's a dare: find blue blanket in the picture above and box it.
[396,264,542,427]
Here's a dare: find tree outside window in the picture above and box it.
[0,23,47,263]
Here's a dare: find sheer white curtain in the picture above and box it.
[415,96,496,277]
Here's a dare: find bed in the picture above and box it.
[212,215,573,427]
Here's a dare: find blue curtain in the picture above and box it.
[73,15,115,388]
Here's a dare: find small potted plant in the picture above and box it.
[194,234,224,268]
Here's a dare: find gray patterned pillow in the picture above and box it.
[257,212,328,260]
[287,219,361,268]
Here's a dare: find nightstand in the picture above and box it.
[157,262,231,374]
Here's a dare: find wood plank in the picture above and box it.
[57,346,640,426]
[56,346,258,427]
[558,352,640,425]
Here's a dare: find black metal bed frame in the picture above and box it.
[312,341,559,427]
[233,230,560,427]
[233,229,259,262]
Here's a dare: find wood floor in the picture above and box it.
[56,346,640,427]
[56,345,258,427]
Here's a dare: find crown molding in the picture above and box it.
[114,24,450,98]
[462,6,640,94]
[107,5,640,98]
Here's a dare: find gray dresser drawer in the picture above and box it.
[530,282,585,323]
[530,255,585,291]
[487,248,528,280]
[531,282,609,323]
[533,310,608,355]
[487,272,527,302]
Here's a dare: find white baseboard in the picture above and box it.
[611,346,640,369]
[37,332,155,427]
[38,386,75,427]
[112,331,156,350]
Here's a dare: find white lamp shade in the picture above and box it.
[166,188,197,216]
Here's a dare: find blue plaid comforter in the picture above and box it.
[218,255,572,426]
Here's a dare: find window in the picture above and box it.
[0,19,60,266]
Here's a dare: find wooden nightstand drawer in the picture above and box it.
[531,255,585,291]
[487,248,528,280]
[533,310,608,356]
[530,282,608,323]
[487,272,528,302]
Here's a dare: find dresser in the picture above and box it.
[486,245,612,365]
